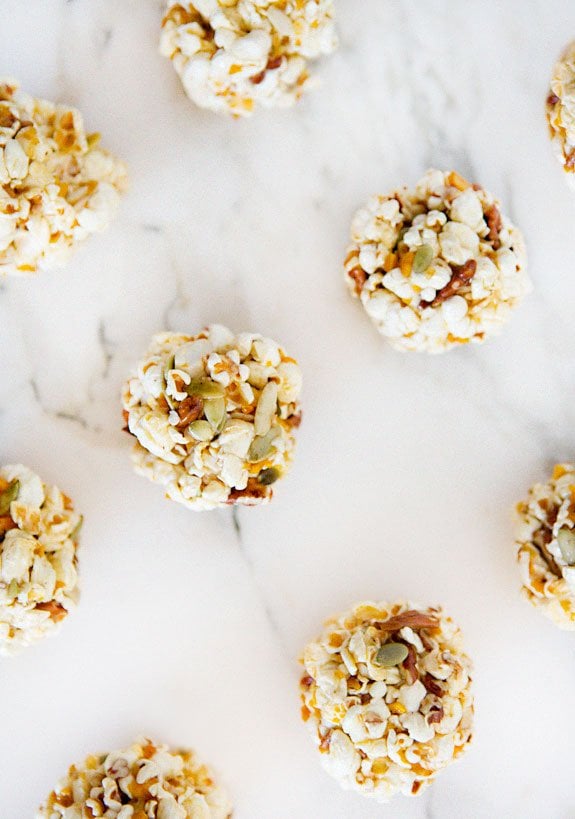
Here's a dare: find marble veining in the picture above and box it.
[1,1,575,817]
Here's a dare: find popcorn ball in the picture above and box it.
[516,464,575,629]
[37,737,232,818]
[0,464,81,655]
[546,41,575,185]
[345,169,530,353]
[122,324,302,510]
[160,1,338,117]
[0,79,127,276]
[300,601,474,801]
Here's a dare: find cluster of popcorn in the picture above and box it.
[345,169,531,353]
[516,463,575,630]
[0,464,81,655]
[160,0,338,117]
[300,601,474,801]
[547,41,575,185]
[122,324,302,510]
[0,79,127,276]
[37,737,232,819]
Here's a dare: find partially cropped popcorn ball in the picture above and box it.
[0,464,81,654]
[516,464,575,629]
[122,325,302,510]
[160,1,338,117]
[0,79,127,276]
[345,169,531,353]
[37,737,232,819]
[547,41,575,184]
[300,601,474,801]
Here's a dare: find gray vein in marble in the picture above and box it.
[97,320,115,381]
[231,506,290,660]
[29,377,98,434]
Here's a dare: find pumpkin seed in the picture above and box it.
[258,467,281,486]
[70,515,83,541]
[557,527,575,565]
[374,642,408,667]
[394,226,408,250]
[412,244,434,275]
[187,379,225,398]
[248,429,279,463]
[189,420,214,441]
[0,479,19,515]
[7,579,19,598]
[254,381,279,436]
[204,397,227,432]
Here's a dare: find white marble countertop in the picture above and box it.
[1,1,575,817]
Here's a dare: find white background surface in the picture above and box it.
[1,1,575,817]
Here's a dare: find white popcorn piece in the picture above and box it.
[300,601,474,801]
[122,325,302,510]
[160,1,338,117]
[515,463,575,629]
[0,80,127,276]
[0,464,81,655]
[37,738,232,819]
[345,169,531,353]
[547,41,575,186]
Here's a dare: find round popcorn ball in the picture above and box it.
[546,41,575,185]
[344,169,531,353]
[160,1,338,117]
[300,601,474,801]
[37,737,232,818]
[122,324,302,510]
[0,79,127,276]
[0,464,81,655]
[516,463,575,630]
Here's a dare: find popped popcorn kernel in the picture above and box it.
[344,169,531,353]
[0,464,81,654]
[299,601,474,801]
[0,80,127,277]
[160,0,338,117]
[516,463,575,629]
[546,41,575,185]
[122,325,302,510]
[37,737,232,818]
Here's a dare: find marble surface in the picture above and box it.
[1,1,575,817]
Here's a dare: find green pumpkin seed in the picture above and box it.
[7,579,19,598]
[558,527,575,565]
[374,642,409,667]
[0,479,19,515]
[187,379,225,399]
[258,467,281,486]
[412,244,434,275]
[189,420,214,441]
[70,515,83,541]
[204,397,227,431]
[248,429,279,463]
[394,226,408,250]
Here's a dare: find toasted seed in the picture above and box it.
[254,381,279,436]
[187,379,225,398]
[558,527,575,565]
[70,515,83,541]
[412,244,434,274]
[204,397,226,431]
[374,642,409,667]
[189,420,214,441]
[7,579,19,598]
[0,479,19,515]
[248,428,279,463]
[258,467,281,486]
